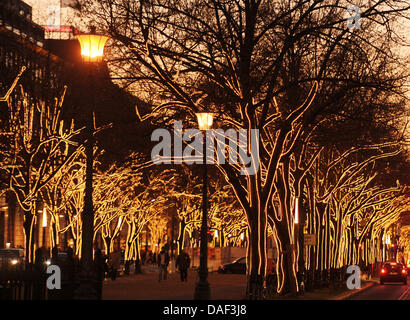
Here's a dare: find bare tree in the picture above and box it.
[77,0,410,297]
[2,68,83,263]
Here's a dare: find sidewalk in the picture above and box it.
[102,269,248,300]
[103,266,378,300]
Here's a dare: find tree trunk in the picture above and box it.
[124,241,132,276]
[275,225,298,296]
[134,236,142,274]
[51,220,58,249]
[177,217,186,256]
[246,209,267,300]
[23,211,35,264]
[103,236,112,258]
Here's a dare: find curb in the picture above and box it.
[333,281,377,300]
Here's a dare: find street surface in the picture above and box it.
[102,269,248,300]
[102,266,409,300]
[346,282,409,300]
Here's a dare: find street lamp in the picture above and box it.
[75,27,109,300]
[194,111,213,300]
[77,30,109,63]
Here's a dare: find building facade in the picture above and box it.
[0,0,141,254]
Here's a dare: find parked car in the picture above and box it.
[218,256,246,274]
[380,262,407,285]
[45,252,69,267]
[0,248,25,271]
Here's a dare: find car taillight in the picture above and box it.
[381,268,386,274]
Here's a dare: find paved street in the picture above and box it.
[346,282,410,300]
[102,269,248,300]
[102,267,396,300]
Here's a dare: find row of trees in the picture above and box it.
[1,0,409,300]
[76,0,410,298]
[0,72,245,265]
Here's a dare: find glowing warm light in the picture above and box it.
[240,233,244,241]
[11,259,18,265]
[6,243,10,248]
[214,230,218,238]
[42,207,47,228]
[77,30,109,63]
[381,268,386,274]
[385,234,391,245]
[196,112,213,131]
[294,197,299,224]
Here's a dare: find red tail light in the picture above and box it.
[381,268,386,274]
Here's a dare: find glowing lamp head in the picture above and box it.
[381,268,386,274]
[196,112,213,131]
[77,27,109,63]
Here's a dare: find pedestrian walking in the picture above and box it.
[176,249,191,282]
[158,247,170,282]
[108,250,121,280]
[94,248,105,299]
[64,247,77,299]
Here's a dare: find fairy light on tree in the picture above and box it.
[1,68,83,263]
[27,0,410,299]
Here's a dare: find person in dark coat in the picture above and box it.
[64,247,77,299]
[176,249,191,282]
[94,249,105,299]
[158,247,170,282]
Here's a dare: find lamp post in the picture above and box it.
[75,27,109,299]
[194,112,213,300]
